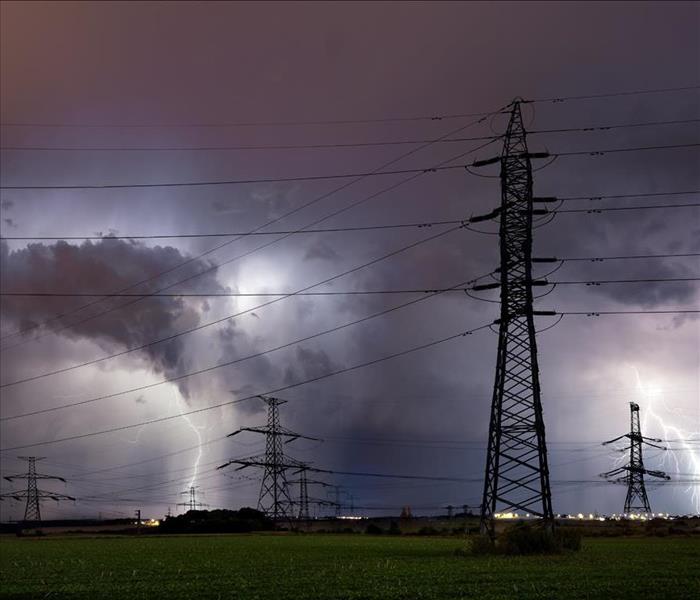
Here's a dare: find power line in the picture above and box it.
[2,199,698,242]
[2,238,694,389]
[550,277,700,285]
[1,308,696,424]
[17,440,693,501]
[0,116,502,344]
[526,84,700,104]
[0,321,494,446]
[5,118,504,346]
[0,271,486,394]
[1,143,697,190]
[0,223,464,363]
[0,110,500,129]
[0,134,498,152]
[2,118,695,152]
[560,252,700,262]
[0,162,468,190]
[2,427,692,503]
[554,142,699,158]
[560,309,699,315]
[67,437,232,478]
[555,203,700,214]
[0,254,694,390]
[558,190,699,202]
[530,118,700,136]
[1,218,467,241]
[2,84,696,129]
[3,277,698,298]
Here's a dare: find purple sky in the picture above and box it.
[0,1,698,521]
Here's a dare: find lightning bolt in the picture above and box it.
[630,366,700,514]
[174,392,203,490]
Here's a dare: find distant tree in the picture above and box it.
[160,508,273,534]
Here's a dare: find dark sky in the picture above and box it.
[0,1,698,521]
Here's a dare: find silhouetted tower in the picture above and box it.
[297,470,310,521]
[602,402,669,514]
[135,509,142,534]
[328,484,344,518]
[1,457,74,522]
[177,486,208,512]
[288,476,335,520]
[471,100,554,538]
[446,504,454,519]
[218,396,318,522]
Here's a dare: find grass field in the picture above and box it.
[1,534,699,599]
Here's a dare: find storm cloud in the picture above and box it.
[0,239,227,397]
[0,1,697,521]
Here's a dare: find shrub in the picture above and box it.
[470,534,496,555]
[468,525,582,556]
[388,521,401,535]
[556,527,582,551]
[499,525,554,555]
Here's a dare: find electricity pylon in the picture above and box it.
[601,402,670,514]
[177,485,208,512]
[288,475,336,520]
[218,396,318,522]
[327,484,345,518]
[285,469,311,521]
[1,457,75,522]
[297,470,310,520]
[470,99,555,538]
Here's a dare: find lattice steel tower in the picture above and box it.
[177,485,208,512]
[472,100,554,538]
[218,396,317,522]
[1,457,75,522]
[296,469,310,521]
[288,475,336,520]
[602,402,669,514]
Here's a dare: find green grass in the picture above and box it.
[1,534,699,599]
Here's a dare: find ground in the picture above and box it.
[1,534,699,599]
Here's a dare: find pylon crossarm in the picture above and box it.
[4,473,66,482]
[33,490,74,499]
[283,432,321,444]
[36,474,67,482]
[601,467,627,478]
[228,426,319,442]
[469,207,503,223]
[216,460,238,470]
[641,440,667,450]
[0,491,25,499]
